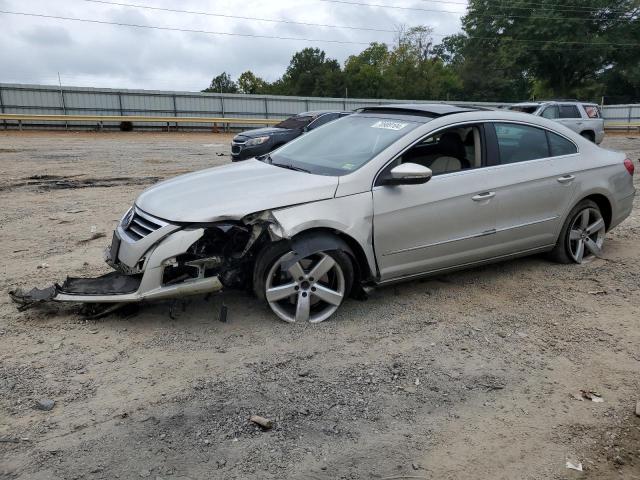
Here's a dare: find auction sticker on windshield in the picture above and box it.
[371,120,408,131]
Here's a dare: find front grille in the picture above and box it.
[126,210,163,241]
[231,145,241,154]
[233,137,247,145]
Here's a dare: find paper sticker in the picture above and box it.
[371,120,408,131]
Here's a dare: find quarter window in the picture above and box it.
[494,123,549,164]
[547,131,577,156]
[558,105,581,119]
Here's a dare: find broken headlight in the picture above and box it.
[245,136,270,147]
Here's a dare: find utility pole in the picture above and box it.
[58,72,68,130]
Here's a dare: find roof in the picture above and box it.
[298,110,350,116]
[357,103,482,117]
[512,99,598,106]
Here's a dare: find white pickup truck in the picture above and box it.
[508,100,605,144]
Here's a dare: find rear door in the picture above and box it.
[483,122,578,255]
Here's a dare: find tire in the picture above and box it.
[580,131,595,143]
[253,241,354,323]
[549,199,606,264]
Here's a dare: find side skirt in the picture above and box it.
[375,245,554,286]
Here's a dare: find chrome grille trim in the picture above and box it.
[124,208,166,241]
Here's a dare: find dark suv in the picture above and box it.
[231,110,351,161]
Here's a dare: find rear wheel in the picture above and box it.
[549,200,606,264]
[254,242,353,323]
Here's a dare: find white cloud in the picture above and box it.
[0,0,464,90]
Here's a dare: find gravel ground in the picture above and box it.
[0,131,639,480]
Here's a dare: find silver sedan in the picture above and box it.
[12,104,636,323]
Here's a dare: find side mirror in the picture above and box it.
[381,163,432,186]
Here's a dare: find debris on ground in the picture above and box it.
[35,399,56,411]
[588,290,607,295]
[249,415,273,430]
[566,458,583,472]
[580,390,604,402]
[76,232,107,245]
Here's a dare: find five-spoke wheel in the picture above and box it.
[550,199,607,264]
[255,242,354,323]
[568,207,605,263]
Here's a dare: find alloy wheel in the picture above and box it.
[568,207,605,264]
[264,251,345,323]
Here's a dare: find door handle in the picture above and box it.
[472,191,495,201]
[557,175,575,184]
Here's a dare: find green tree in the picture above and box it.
[203,72,238,93]
[344,43,392,98]
[281,48,345,97]
[237,71,267,94]
[438,0,640,101]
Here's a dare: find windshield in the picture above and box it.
[275,115,315,129]
[268,115,421,176]
[508,105,539,114]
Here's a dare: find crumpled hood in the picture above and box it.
[136,160,338,223]
[234,127,289,139]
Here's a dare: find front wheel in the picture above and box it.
[549,200,606,264]
[254,243,353,323]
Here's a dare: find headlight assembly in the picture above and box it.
[245,136,270,147]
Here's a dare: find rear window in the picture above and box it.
[584,105,601,118]
[558,105,581,119]
[275,115,315,129]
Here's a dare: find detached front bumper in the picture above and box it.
[10,209,224,307]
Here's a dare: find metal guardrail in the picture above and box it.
[0,113,279,129]
[604,121,640,131]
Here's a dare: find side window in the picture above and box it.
[494,123,549,164]
[307,113,338,130]
[558,105,581,119]
[584,105,601,119]
[541,105,559,119]
[393,125,483,176]
[547,131,577,157]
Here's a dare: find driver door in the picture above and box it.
[372,124,497,280]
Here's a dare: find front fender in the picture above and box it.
[270,192,377,278]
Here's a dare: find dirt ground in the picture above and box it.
[1,131,639,480]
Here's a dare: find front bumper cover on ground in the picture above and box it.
[9,227,224,309]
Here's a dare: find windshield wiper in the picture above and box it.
[271,162,311,173]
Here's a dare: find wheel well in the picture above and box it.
[580,130,595,140]
[290,228,373,282]
[582,194,612,230]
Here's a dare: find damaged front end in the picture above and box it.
[10,206,282,310]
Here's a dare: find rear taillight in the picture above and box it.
[624,158,635,175]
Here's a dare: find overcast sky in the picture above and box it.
[0,0,466,91]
